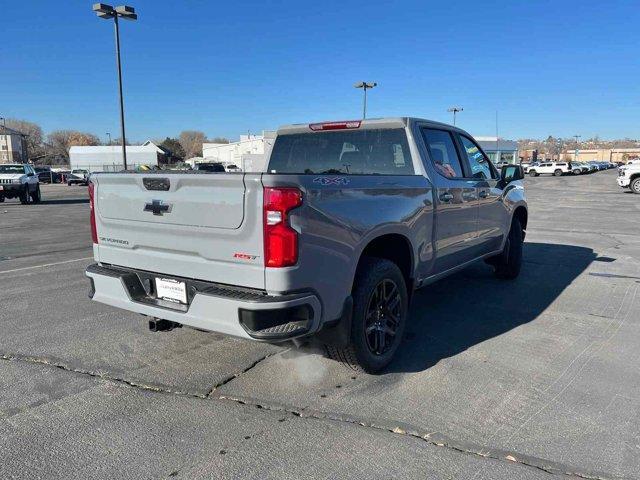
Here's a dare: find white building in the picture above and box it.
[474,136,519,165]
[69,141,166,172]
[0,126,28,163]
[200,131,276,172]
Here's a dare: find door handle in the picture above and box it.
[479,190,489,199]
[439,192,454,202]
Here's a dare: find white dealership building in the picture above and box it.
[200,131,276,172]
[69,141,166,172]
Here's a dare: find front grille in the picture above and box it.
[0,179,16,184]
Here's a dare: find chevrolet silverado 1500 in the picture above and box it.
[86,118,528,372]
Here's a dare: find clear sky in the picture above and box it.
[1,1,638,142]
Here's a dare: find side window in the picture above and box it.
[458,135,496,180]
[421,128,464,178]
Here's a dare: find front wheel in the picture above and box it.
[326,257,408,373]
[554,169,563,176]
[630,177,640,194]
[31,185,41,203]
[528,170,538,177]
[493,217,523,279]
[19,186,31,205]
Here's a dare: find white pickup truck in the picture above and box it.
[617,162,640,193]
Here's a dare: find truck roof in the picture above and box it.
[276,117,466,135]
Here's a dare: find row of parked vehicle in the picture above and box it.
[35,167,90,186]
[521,161,617,177]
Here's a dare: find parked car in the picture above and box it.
[37,170,62,183]
[225,164,242,173]
[521,162,539,174]
[0,164,41,204]
[86,117,528,372]
[527,162,572,177]
[617,162,640,193]
[67,169,90,186]
[194,162,226,172]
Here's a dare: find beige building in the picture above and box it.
[563,148,640,163]
[0,126,28,163]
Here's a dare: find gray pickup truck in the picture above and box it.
[86,118,527,372]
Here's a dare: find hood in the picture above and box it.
[0,174,24,180]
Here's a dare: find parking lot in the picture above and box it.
[1,170,638,479]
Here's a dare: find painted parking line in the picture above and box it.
[0,257,93,274]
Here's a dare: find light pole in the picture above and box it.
[0,117,6,163]
[447,107,463,126]
[106,132,112,145]
[573,134,581,162]
[92,3,138,170]
[354,81,377,119]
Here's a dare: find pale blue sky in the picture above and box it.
[1,1,638,142]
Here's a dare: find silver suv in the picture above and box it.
[86,118,528,372]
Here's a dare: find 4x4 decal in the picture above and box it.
[313,177,349,186]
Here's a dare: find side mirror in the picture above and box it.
[27,172,35,177]
[500,164,524,184]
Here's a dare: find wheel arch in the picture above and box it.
[354,233,415,294]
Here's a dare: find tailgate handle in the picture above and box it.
[143,177,170,191]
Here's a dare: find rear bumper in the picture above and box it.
[86,263,322,341]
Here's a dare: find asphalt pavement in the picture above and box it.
[1,171,638,479]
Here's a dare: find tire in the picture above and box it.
[31,185,41,203]
[528,170,538,177]
[554,169,563,177]
[493,217,523,280]
[0,196,4,203]
[326,257,408,373]
[19,185,31,205]
[573,170,581,175]
[630,177,640,194]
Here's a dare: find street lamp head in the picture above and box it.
[447,106,463,113]
[93,3,115,18]
[354,81,377,89]
[115,5,137,20]
[354,82,364,88]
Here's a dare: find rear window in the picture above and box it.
[267,128,414,175]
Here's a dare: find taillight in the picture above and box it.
[88,182,98,244]
[263,187,302,268]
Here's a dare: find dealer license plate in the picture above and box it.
[155,277,187,304]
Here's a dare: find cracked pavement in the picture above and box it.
[1,172,639,479]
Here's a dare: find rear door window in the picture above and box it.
[420,128,465,179]
[267,128,414,175]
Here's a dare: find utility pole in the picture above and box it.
[447,107,463,126]
[573,135,581,162]
[354,81,377,119]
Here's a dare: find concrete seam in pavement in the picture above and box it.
[0,352,626,480]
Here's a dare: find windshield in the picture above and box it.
[0,165,25,174]
[267,128,414,175]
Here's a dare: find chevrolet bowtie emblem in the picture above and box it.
[144,199,172,216]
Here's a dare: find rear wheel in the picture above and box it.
[631,177,640,194]
[493,217,523,279]
[326,258,408,373]
[554,169,563,176]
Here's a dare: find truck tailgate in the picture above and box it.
[92,173,265,289]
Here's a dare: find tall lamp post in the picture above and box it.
[573,134,581,162]
[92,3,138,170]
[354,81,377,119]
[0,117,6,163]
[447,106,463,126]
[106,132,112,145]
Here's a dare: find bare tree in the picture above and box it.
[178,130,206,158]
[210,137,230,144]
[47,130,100,162]
[5,118,44,159]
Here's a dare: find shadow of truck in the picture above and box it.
[388,242,596,374]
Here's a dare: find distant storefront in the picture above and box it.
[475,136,519,165]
